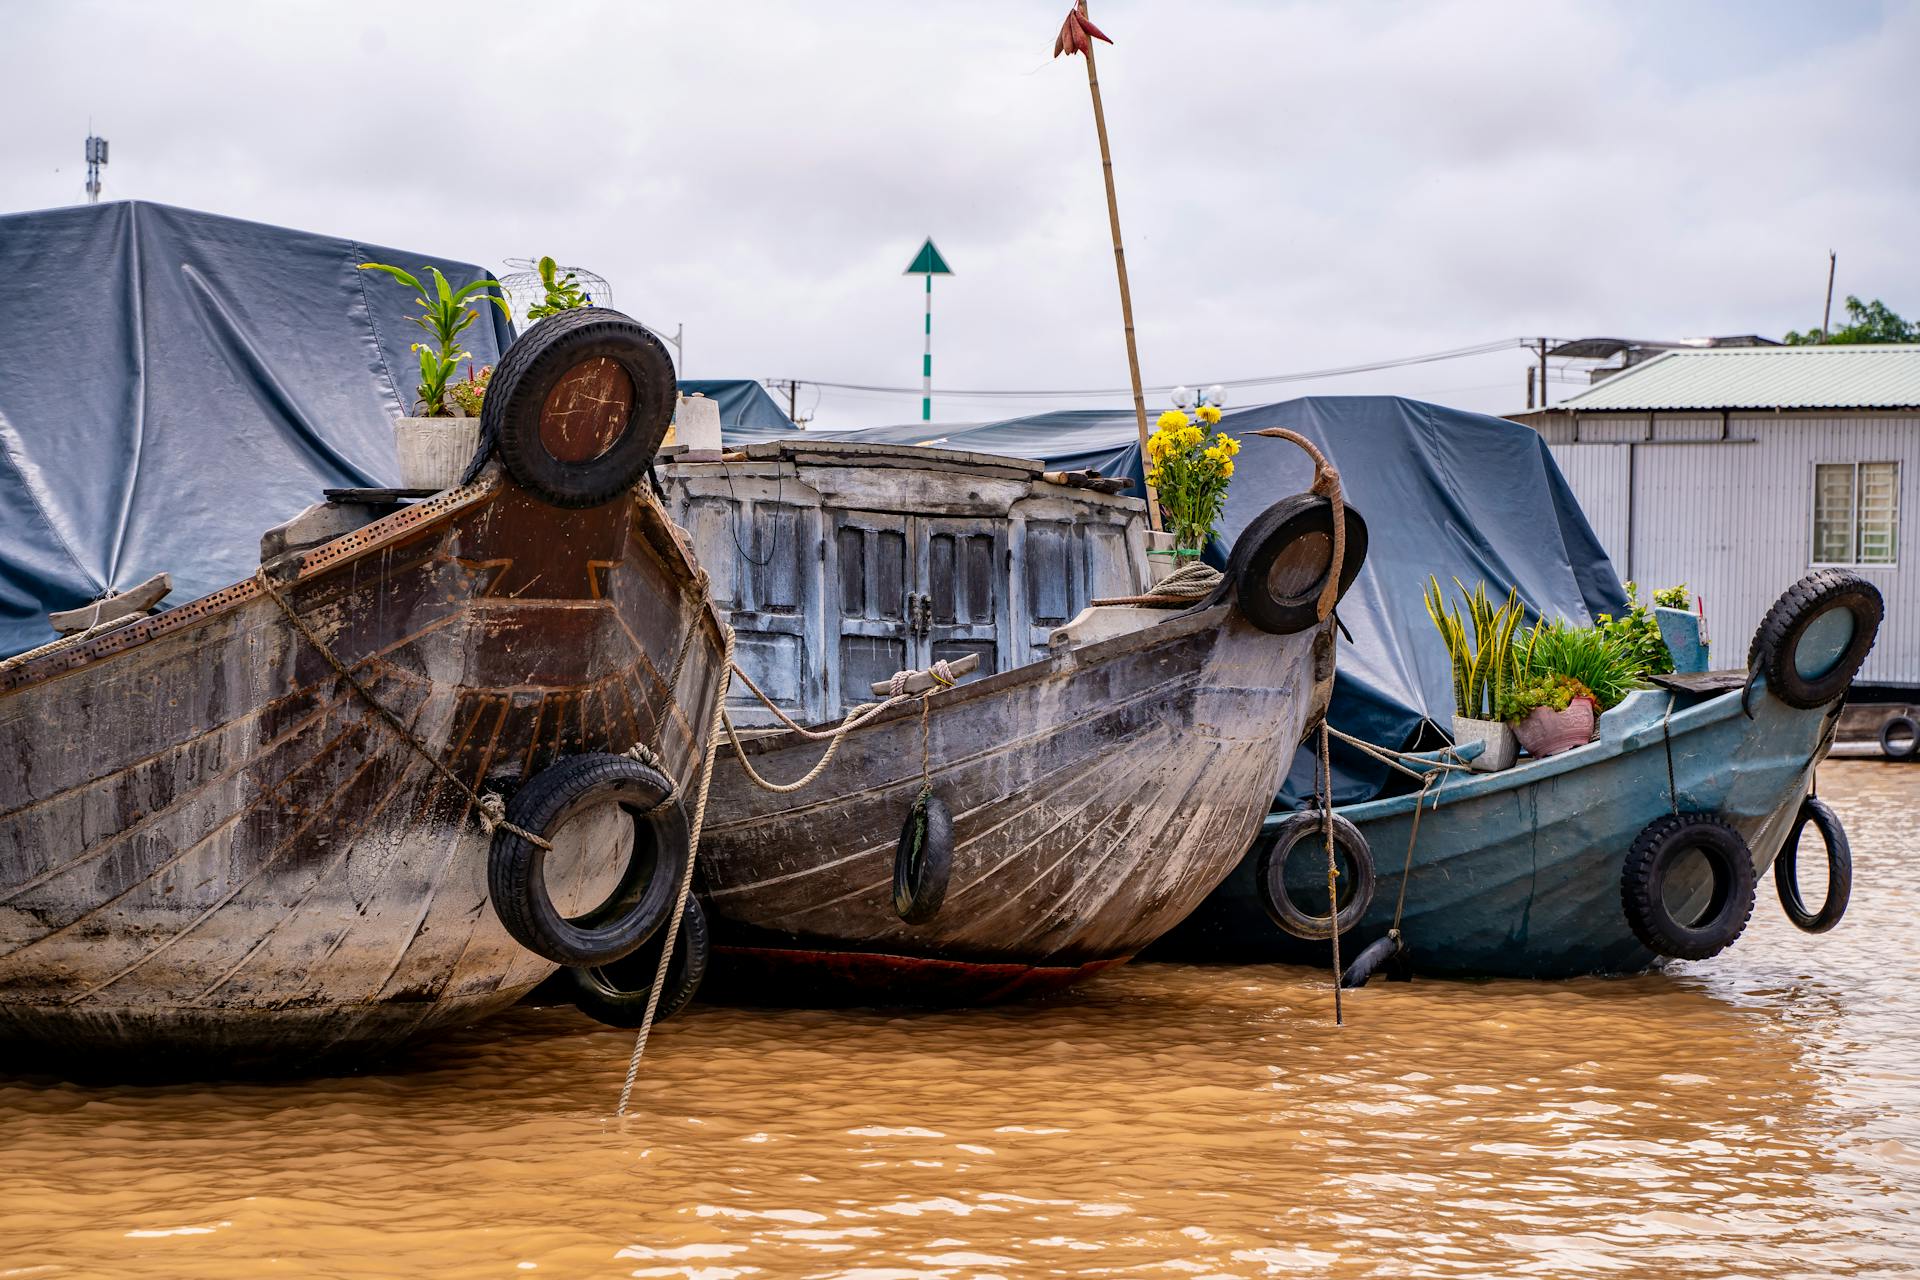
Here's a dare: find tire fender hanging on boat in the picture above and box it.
[1223,494,1370,636]
[487,753,691,966]
[1774,796,1852,934]
[565,893,711,1027]
[894,787,953,924]
[1877,714,1919,761]
[1745,570,1883,711]
[1620,812,1757,961]
[468,307,679,507]
[1257,810,1377,940]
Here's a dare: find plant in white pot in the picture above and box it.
[1423,576,1523,772]
[359,261,511,490]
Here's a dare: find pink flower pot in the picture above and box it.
[1510,697,1596,758]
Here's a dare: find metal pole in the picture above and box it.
[1526,365,1535,410]
[787,379,798,424]
[1079,4,1160,529]
[922,273,933,421]
[1537,338,1548,408]
[1821,251,1836,342]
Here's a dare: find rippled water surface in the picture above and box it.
[4,762,1916,1278]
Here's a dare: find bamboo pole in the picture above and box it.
[1075,4,1161,530]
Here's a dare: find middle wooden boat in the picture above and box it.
[659,440,1367,1001]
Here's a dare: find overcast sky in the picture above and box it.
[3,0,1916,428]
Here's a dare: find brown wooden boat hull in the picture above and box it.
[698,603,1326,1003]
[0,468,726,1069]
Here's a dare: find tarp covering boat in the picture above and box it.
[0,201,515,658]
[804,398,1627,804]
[0,203,786,659]
[679,379,796,441]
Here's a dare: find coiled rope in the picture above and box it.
[1091,561,1224,608]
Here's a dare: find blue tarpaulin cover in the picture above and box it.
[681,379,796,441]
[807,399,1626,805]
[0,201,515,658]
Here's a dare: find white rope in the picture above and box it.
[720,658,960,794]
[616,623,735,1117]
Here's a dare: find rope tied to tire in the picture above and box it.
[253,567,554,851]
[720,657,958,794]
[1249,428,1345,624]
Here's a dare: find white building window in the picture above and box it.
[1813,461,1899,566]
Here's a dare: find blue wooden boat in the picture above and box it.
[1157,571,1881,978]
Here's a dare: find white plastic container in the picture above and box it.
[669,393,723,453]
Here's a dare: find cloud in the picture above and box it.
[1,0,1914,425]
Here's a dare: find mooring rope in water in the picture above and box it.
[1318,719,1344,1024]
[253,568,553,850]
[616,623,735,1118]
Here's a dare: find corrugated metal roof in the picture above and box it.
[1556,344,1920,412]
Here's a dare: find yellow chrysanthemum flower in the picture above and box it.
[1179,426,1205,448]
[1156,409,1190,431]
[1196,404,1222,425]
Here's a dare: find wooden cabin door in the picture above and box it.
[828,510,915,715]
[917,518,1005,678]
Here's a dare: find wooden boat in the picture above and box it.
[658,437,1368,1002]
[1158,570,1883,978]
[0,311,728,1070]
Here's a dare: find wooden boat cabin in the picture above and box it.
[659,441,1151,728]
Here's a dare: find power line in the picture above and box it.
[769,337,1543,401]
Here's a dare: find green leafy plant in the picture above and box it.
[1423,577,1524,720]
[1498,671,1592,721]
[359,262,510,416]
[447,364,492,418]
[1595,582,1674,680]
[1652,583,1691,610]
[1510,618,1641,713]
[525,255,592,321]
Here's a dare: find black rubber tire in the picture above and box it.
[1878,714,1919,760]
[487,753,689,967]
[564,893,709,1027]
[1621,812,1756,961]
[894,788,953,924]
[1745,569,1883,711]
[467,307,677,507]
[1774,796,1851,933]
[1224,494,1369,636]
[1257,810,1376,940]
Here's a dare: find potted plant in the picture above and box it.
[1423,576,1523,771]
[358,262,510,490]
[1145,402,1239,580]
[524,255,593,319]
[1501,619,1640,758]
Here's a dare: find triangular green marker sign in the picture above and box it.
[903,238,953,276]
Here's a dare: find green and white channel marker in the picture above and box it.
[904,238,953,422]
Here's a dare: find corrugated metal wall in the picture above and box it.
[1543,411,1917,687]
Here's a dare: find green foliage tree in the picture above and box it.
[1786,296,1917,345]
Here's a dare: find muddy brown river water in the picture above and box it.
[2,761,1915,1278]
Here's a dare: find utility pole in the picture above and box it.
[1821,250,1837,342]
[1526,365,1536,410]
[1537,338,1549,408]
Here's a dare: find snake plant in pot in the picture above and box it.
[1424,577,1524,772]
[359,262,510,490]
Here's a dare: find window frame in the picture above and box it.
[1809,459,1901,570]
